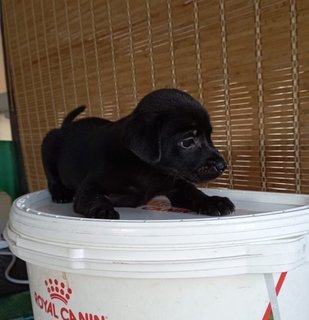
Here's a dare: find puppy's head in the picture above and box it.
[125,88,227,183]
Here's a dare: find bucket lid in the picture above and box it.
[4,188,309,278]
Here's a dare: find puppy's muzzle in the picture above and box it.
[196,159,227,182]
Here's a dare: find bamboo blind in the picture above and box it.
[1,0,309,194]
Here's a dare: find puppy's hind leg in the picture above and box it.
[41,129,74,203]
[74,177,120,219]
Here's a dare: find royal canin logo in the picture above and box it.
[34,278,107,320]
[45,279,72,305]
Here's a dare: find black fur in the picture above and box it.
[41,89,235,219]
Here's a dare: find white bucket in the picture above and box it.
[4,188,309,320]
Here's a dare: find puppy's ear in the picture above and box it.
[124,113,161,164]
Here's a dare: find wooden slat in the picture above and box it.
[1,0,309,194]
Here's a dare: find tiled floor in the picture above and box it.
[0,291,33,320]
[0,253,33,320]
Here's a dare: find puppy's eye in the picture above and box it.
[179,138,196,149]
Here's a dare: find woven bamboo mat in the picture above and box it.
[1,0,309,194]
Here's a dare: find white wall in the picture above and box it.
[0,27,7,93]
[0,27,11,141]
[0,112,12,140]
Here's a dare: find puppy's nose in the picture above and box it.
[208,159,226,174]
[215,160,226,173]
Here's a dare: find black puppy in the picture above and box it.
[41,88,234,219]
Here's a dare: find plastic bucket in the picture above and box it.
[4,188,309,320]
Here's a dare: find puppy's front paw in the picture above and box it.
[196,196,235,216]
[87,205,120,219]
[48,183,74,203]
[74,191,120,219]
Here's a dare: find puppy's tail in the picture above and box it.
[61,106,86,128]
